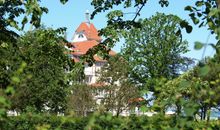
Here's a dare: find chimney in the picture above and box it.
[85,10,90,24]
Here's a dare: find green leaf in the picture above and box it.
[179,80,191,88]
[0,0,5,4]
[0,97,6,104]
[5,86,15,94]
[21,16,28,29]
[184,6,193,11]
[9,20,17,28]
[141,90,149,96]
[1,42,8,48]
[184,107,196,117]
[140,106,147,112]
[199,65,210,77]
[209,90,215,96]
[40,7,49,13]
[11,76,20,83]
[185,25,192,33]
[192,18,199,24]
[0,108,6,117]
[194,41,204,50]
[195,1,204,7]
[60,0,68,4]
[208,21,214,28]
[180,20,193,33]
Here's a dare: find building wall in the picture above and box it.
[84,62,106,84]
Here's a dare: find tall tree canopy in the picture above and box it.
[0,0,69,119]
[8,28,72,113]
[122,13,193,89]
[0,0,70,114]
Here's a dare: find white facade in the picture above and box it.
[84,62,105,84]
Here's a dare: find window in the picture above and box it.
[85,75,92,83]
[96,62,105,66]
[68,54,73,58]
[78,34,84,38]
[96,62,101,66]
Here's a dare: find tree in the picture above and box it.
[8,28,72,113]
[121,13,192,90]
[0,0,68,32]
[65,62,95,117]
[66,84,96,117]
[0,0,69,88]
[86,0,220,66]
[66,62,85,85]
[0,0,69,117]
[154,61,220,121]
[193,57,220,120]
[98,55,139,116]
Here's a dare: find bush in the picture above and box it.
[1,113,220,130]
[1,113,88,130]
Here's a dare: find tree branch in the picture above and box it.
[132,0,147,21]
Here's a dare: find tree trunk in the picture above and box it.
[200,108,203,120]
[203,107,207,120]
[217,0,220,8]
[176,103,181,116]
[116,108,120,117]
[207,107,211,122]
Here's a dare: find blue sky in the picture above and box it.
[37,0,217,60]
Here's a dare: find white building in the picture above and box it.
[67,12,151,116]
[70,11,116,85]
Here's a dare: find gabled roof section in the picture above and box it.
[71,19,116,62]
[71,40,116,56]
[71,40,116,62]
[75,22,102,42]
[72,40,98,55]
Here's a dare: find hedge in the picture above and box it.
[1,113,220,130]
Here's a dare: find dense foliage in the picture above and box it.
[67,84,96,117]
[122,13,193,88]
[8,28,72,113]
[1,0,220,129]
[1,113,220,130]
[0,0,68,118]
[98,55,139,116]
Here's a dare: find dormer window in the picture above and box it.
[78,34,84,38]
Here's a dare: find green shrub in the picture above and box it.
[1,113,220,130]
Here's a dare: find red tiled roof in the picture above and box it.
[71,22,116,62]
[71,40,116,56]
[90,82,106,88]
[128,98,145,103]
[72,40,98,55]
[71,40,116,62]
[76,22,102,42]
